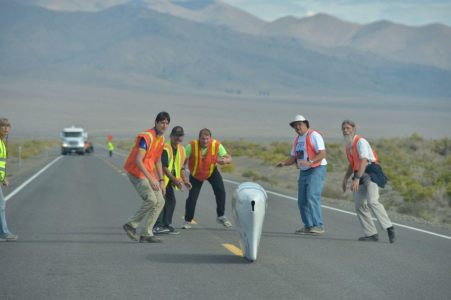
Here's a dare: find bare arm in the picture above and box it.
[342,164,353,192]
[276,156,296,167]
[217,154,232,165]
[155,158,165,195]
[181,159,192,189]
[297,149,326,168]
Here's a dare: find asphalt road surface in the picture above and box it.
[1,148,450,300]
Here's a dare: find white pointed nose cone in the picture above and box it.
[232,182,268,262]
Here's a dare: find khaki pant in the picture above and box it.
[353,174,392,236]
[127,174,165,237]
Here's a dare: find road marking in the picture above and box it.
[5,156,63,202]
[222,243,243,257]
[223,178,451,240]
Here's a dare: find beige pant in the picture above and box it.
[353,175,392,236]
[127,174,165,237]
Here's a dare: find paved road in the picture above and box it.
[1,149,450,300]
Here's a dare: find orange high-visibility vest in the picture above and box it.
[293,129,322,168]
[188,139,220,181]
[124,128,165,180]
[346,135,379,171]
[163,142,186,189]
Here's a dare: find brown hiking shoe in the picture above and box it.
[139,235,162,243]
[123,223,138,241]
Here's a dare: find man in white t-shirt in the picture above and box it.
[341,120,395,243]
[277,115,327,235]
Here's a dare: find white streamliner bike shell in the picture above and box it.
[232,182,268,262]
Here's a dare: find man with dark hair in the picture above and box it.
[0,118,18,242]
[183,128,233,229]
[277,114,327,235]
[341,120,395,243]
[153,126,191,235]
[122,112,170,243]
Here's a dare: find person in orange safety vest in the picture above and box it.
[342,119,395,243]
[122,112,170,243]
[182,128,233,229]
[276,114,327,235]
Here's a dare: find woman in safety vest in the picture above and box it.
[182,128,233,229]
[277,114,327,235]
[0,118,18,242]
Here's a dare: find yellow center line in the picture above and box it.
[222,243,243,257]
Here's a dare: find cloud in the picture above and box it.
[305,10,317,17]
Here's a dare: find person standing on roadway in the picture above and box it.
[107,139,114,157]
[0,118,18,242]
[153,126,192,235]
[276,115,327,235]
[183,128,233,229]
[122,112,170,243]
[341,120,395,243]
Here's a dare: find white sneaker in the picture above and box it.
[182,221,192,229]
[310,227,325,234]
[217,216,232,228]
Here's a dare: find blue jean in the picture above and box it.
[0,187,12,237]
[297,165,326,228]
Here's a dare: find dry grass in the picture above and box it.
[222,136,451,224]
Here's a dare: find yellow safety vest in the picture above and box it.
[163,142,186,189]
[0,139,7,182]
[107,142,115,151]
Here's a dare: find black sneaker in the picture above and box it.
[139,235,162,243]
[123,223,138,241]
[153,226,170,235]
[165,225,180,235]
[387,226,395,244]
[358,234,379,242]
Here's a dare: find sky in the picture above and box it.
[222,0,451,26]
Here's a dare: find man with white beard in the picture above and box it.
[341,120,395,243]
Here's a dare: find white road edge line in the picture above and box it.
[5,156,63,202]
[223,178,451,240]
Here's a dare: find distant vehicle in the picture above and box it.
[60,126,90,155]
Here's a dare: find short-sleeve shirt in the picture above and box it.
[290,131,327,171]
[139,138,147,150]
[351,137,376,163]
[185,143,227,159]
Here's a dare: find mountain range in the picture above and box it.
[1,0,451,97]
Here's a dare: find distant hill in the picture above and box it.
[1,1,450,97]
[262,14,451,71]
[11,0,451,71]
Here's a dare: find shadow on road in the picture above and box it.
[147,253,249,264]
[262,231,362,242]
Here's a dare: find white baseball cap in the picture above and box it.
[289,115,307,127]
